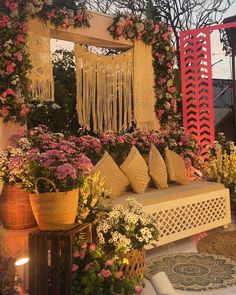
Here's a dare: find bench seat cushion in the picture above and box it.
[112,181,225,207]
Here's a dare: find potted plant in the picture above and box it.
[71,242,143,295]
[77,172,110,224]
[96,198,159,279]
[13,127,93,231]
[0,139,36,230]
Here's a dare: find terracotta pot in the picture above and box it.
[0,183,37,230]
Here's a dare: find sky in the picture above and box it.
[51,2,236,80]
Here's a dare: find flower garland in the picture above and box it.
[108,13,178,127]
[0,0,90,124]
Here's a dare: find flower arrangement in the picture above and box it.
[1,126,92,192]
[96,198,159,255]
[72,242,143,295]
[0,0,90,123]
[0,137,31,183]
[108,13,178,126]
[69,134,102,164]
[78,173,110,224]
[204,142,236,188]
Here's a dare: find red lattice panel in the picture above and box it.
[180,29,214,155]
[180,22,236,156]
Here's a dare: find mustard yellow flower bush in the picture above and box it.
[204,143,236,187]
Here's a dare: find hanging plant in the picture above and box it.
[108,13,179,127]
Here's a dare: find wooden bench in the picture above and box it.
[113,181,231,246]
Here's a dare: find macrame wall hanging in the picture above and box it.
[133,41,159,130]
[27,18,54,101]
[74,44,134,131]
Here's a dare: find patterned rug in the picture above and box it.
[145,253,236,291]
[197,231,236,260]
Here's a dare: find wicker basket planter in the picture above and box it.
[120,249,145,279]
[0,183,36,230]
[29,188,79,231]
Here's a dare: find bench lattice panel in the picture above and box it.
[154,196,227,238]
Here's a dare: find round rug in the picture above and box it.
[197,231,236,260]
[145,253,236,291]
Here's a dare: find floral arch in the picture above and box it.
[0,1,177,134]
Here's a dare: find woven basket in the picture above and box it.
[0,183,36,230]
[120,249,145,279]
[29,178,79,231]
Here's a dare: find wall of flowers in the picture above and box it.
[0,0,178,127]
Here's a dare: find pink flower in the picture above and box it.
[5,88,14,95]
[117,136,124,144]
[55,163,77,180]
[72,264,79,272]
[134,285,143,294]
[137,32,143,40]
[89,244,96,251]
[2,15,9,22]
[100,269,111,278]
[0,107,9,117]
[46,10,56,19]
[6,63,16,74]
[0,20,5,27]
[20,105,30,117]
[21,22,28,33]
[9,2,18,11]
[168,87,176,93]
[115,271,123,279]
[116,26,124,35]
[14,51,22,61]
[75,14,83,21]
[105,259,113,267]
[17,34,26,43]
[81,242,87,249]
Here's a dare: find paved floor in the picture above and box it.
[143,218,236,295]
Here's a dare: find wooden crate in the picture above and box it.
[28,224,92,295]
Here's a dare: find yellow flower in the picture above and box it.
[167,79,173,87]
[122,258,129,265]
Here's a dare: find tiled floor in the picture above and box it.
[143,219,236,295]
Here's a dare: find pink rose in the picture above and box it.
[169,87,176,93]
[0,20,5,27]
[9,2,18,11]
[17,34,26,43]
[89,244,96,251]
[105,259,113,267]
[20,105,30,117]
[6,88,14,95]
[6,63,16,74]
[116,26,124,36]
[72,264,79,272]
[115,271,123,279]
[75,15,83,22]
[117,136,124,144]
[134,285,143,294]
[137,32,143,40]
[2,15,9,22]
[100,269,111,278]
[46,10,56,19]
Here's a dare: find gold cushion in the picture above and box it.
[120,146,150,193]
[149,143,168,189]
[92,151,129,198]
[164,148,189,185]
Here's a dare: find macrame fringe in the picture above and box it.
[74,44,134,131]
